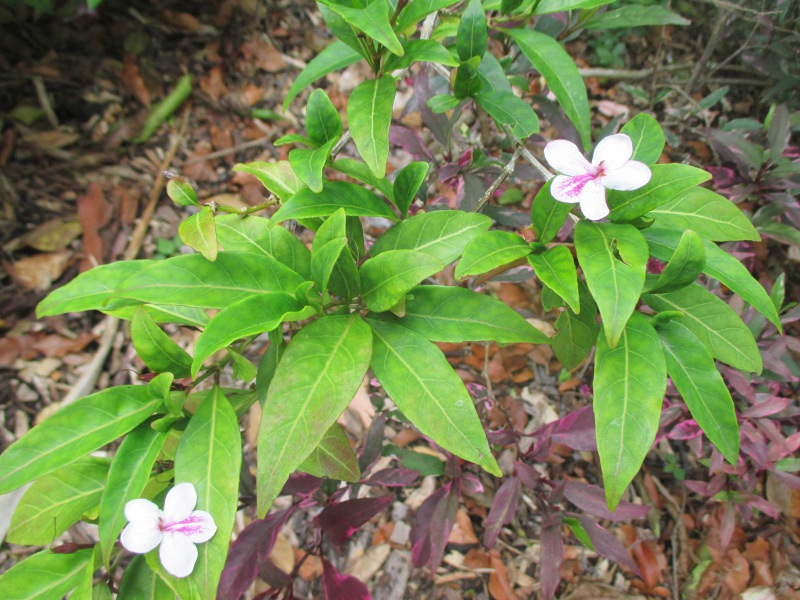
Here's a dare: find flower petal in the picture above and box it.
[601,160,652,191]
[121,519,163,554]
[124,498,161,524]
[592,134,633,170]
[166,510,217,544]
[544,140,592,176]
[160,532,198,578]
[163,482,197,522]
[578,182,610,221]
[551,174,596,204]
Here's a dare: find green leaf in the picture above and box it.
[98,424,167,567]
[322,0,403,56]
[607,164,711,222]
[643,283,762,373]
[215,215,312,280]
[534,0,615,13]
[330,157,395,200]
[318,3,373,66]
[312,237,349,294]
[508,28,591,150]
[393,161,429,218]
[0,385,160,494]
[256,329,284,407]
[428,94,462,114]
[306,89,343,146]
[620,113,664,164]
[454,230,531,279]
[553,281,599,369]
[257,315,372,516]
[361,250,444,312]
[656,320,739,464]
[114,253,305,309]
[271,181,398,222]
[131,306,193,377]
[594,312,666,510]
[397,285,551,344]
[104,304,210,328]
[477,52,513,93]
[284,41,362,111]
[383,39,460,71]
[8,457,109,545]
[457,0,488,61]
[174,387,242,598]
[0,549,92,600]
[274,133,315,147]
[648,186,760,242]
[229,348,257,382]
[643,226,781,330]
[167,179,199,207]
[179,206,217,261]
[531,180,572,244]
[574,221,647,347]
[369,210,491,264]
[289,138,336,193]
[37,260,153,317]
[192,293,316,376]
[232,160,305,202]
[527,246,579,313]
[299,423,361,482]
[771,272,785,312]
[313,208,360,299]
[644,230,705,294]
[367,318,501,476]
[453,62,483,99]
[396,0,461,32]
[118,555,173,598]
[475,90,539,139]
[347,76,396,179]
[585,5,690,29]
[501,0,524,15]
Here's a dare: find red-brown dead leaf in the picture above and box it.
[31,332,95,358]
[488,552,514,600]
[121,55,151,107]
[5,251,71,291]
[242,83,264,107]
[751,560,773,587]
[557,378,581,392]
[642,470,663,510]
[510,368,535,383]
[77,182,112,271]
[12,217,82,252]
[184,142,218,182]
[241,36,286,73]
[495,283,527,308]
[296,550,323,581]
[161,9,201,31]
[723,548,750,596]
[448,510,479,545]
[200,66,229,102]
[631,540,662,589]
[392,428,421,448]
[118,187,140,226]
[464,547,490,570]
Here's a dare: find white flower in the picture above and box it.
[120,482,216,578]
[544,133,652,221]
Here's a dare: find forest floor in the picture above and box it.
[0,1,799,599]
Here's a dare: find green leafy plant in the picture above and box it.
[0,1,781,597]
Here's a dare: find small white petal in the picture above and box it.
[551,174,596,204]
[544,140,592,176]
[578,183,610,221]
[163,482,197,522]
[160,532,198,578]
[592,134,633,170]
[164,510,217,544]
[601,160,652,191]
[124,498,161,524]
[121,519,163,554]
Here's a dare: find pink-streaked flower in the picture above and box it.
[120,482,216,578]
[544,134,651,221]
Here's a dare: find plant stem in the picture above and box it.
[210,195,278,216]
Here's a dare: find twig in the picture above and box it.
[473,147,521,212]
[32,76,59,128]
[686,6,733,95]
[182,137,272,165]
[501,125,554,181]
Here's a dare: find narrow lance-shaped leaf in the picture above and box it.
[656,320,739,464]
[508,28,591,150]
[360,250,443,313]
[383,39,460,72]
[289,139,336,193]
[306,89,342,146]
[644,229,705,294]
[321,0,404,56]
[330,157,395,201]
[271,181,398,223]
[174,387,243,598]
[232,160,305,202]
[396,0,461,31]
[392,161,429,218]
[531,180,572,244]
[527,246,579,313]
[619,113,664,164]
[179,206,218,261]
[98,424,168,567]
[575,221,647,347]
[396,285,551,344]
[167,179,199,207]
[347,77,396,179]
[553,281,599,370]
[313,208,360,300]
[454,230,531,279]
[457,0,488,61]
[8,457,110,546]
[0,385,160,494]
[367,318,501,476]
[475,91,539,139]
[257,315,372,516]
[118,555,173,599]
[284,41,362,111]
[299,423,361,482]
[131,306,193,378]
[594,312,666,510]
[644,283,762,373]
[0,549,92,600]
[312,238,349,296]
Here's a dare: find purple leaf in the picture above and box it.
[362,468,420,487]
[551,406,597,451]
[483,477,521,548]
[461,472,484,495]
[720,502,736,551]
[410,481,458,572]
[358,412,387,473]
[280,473,322,497]
[575,515,641,576]
[563,481,650,521]
[322,558,372,600]
[412,69,449,148]
[740,395,790,418]
[668,419,702,440]
[514,461,540,489]
[218,508,294,600]
[389,125,436,164]
[540,512,564,600]
[257,556,293,590]
[738,494,781,519]
[683,474,726,497]
[314,497,392,546]
[770,469,800,491]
